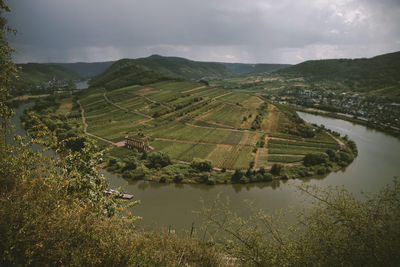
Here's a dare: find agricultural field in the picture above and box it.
[73,79,342,170]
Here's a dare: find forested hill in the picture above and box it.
[16,63,81,88]
[89,59,178,90]
[49,61,115,78]
[223,62,290,76]
[277,51,400,93]
[91,55,290,83]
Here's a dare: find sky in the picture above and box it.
[6,0,400,64]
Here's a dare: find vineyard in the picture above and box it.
[75,80,340,169]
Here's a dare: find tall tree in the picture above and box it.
[0,1,17,152]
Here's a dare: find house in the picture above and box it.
[125,136,149,152]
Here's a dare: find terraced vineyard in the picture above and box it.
[76,79,341,170]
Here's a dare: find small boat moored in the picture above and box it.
[103,189,134,200]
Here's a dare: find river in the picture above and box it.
[11,104,400,232]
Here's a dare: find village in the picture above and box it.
[274,89,400,130]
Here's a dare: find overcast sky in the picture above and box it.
[6,0,400,64]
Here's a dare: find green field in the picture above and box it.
[70,78,344,170]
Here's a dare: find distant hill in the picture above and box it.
[92,55,290,85]
[127,55,233,80]
[133,55,290,79]
[89,59,178,90]
[277,51,400,95]
[223,62,290,76]
[49,61,115,78]
[16,63,81,88]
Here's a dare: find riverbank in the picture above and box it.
[295,106,400,139]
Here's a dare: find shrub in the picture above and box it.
[263,173,273,182]
[147,152,171,168]
[303,152,329,166]
[191,158,212,172]
[270,164,282,176]
[231,169,243,183]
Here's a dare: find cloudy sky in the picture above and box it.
[6,0,400,64]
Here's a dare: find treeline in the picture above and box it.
[20,96,86,151]
[277,51,400,92]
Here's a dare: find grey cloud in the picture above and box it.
[6,0,400,63]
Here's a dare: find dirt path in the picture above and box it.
[154,137,253,147]
[193,103,226,123]
[103,89,153,119]
[213,91,232,100]
[326,132,345,149]
[182,85,206,93]
[77,100,125,147]
[185,122,252,133]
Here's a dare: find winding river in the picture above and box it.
[12,104,400,232]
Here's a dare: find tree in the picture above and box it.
[270,163,282,175]
[190,158,212,172]
[231,169,243,183]
[200,179,400,266]
[0,1,18,153]
[147,151,171,168]
[303,152,329,166]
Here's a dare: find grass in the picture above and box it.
[149,123,229,143]
[269,138,339,150]
[232,146,254,169]
[268,145,328,155]
[150,140,215,162]
[203,104,247,128]
[56,98,73,115]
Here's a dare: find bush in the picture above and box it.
[270,164,282,176]
[231,169,243,183]
[173,174,184,183]
[147,152,171,168]
[131,167,146,180]
[303,152,329,166]
[190,158,212,172]
[263,173,273,182]
[325,149,337,162]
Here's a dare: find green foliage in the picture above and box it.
[278,51,400,93]
[270,163,282,175]
[201,180,400,266]
[231,169,243,183]
[251,103,268,130]
[147,151,171,168]
[15,63,81,91]
[303,152,329,166]
[90,60,176,90]
[191,158,212,172]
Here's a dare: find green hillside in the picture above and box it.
[49,61,115,78]
[89,59,178,90]
[14,63,82,96]
[132,55,232,80]
[223,62,290,76]
[16,63,81,86]
[91,55,291,83]
[277,51,400,93]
